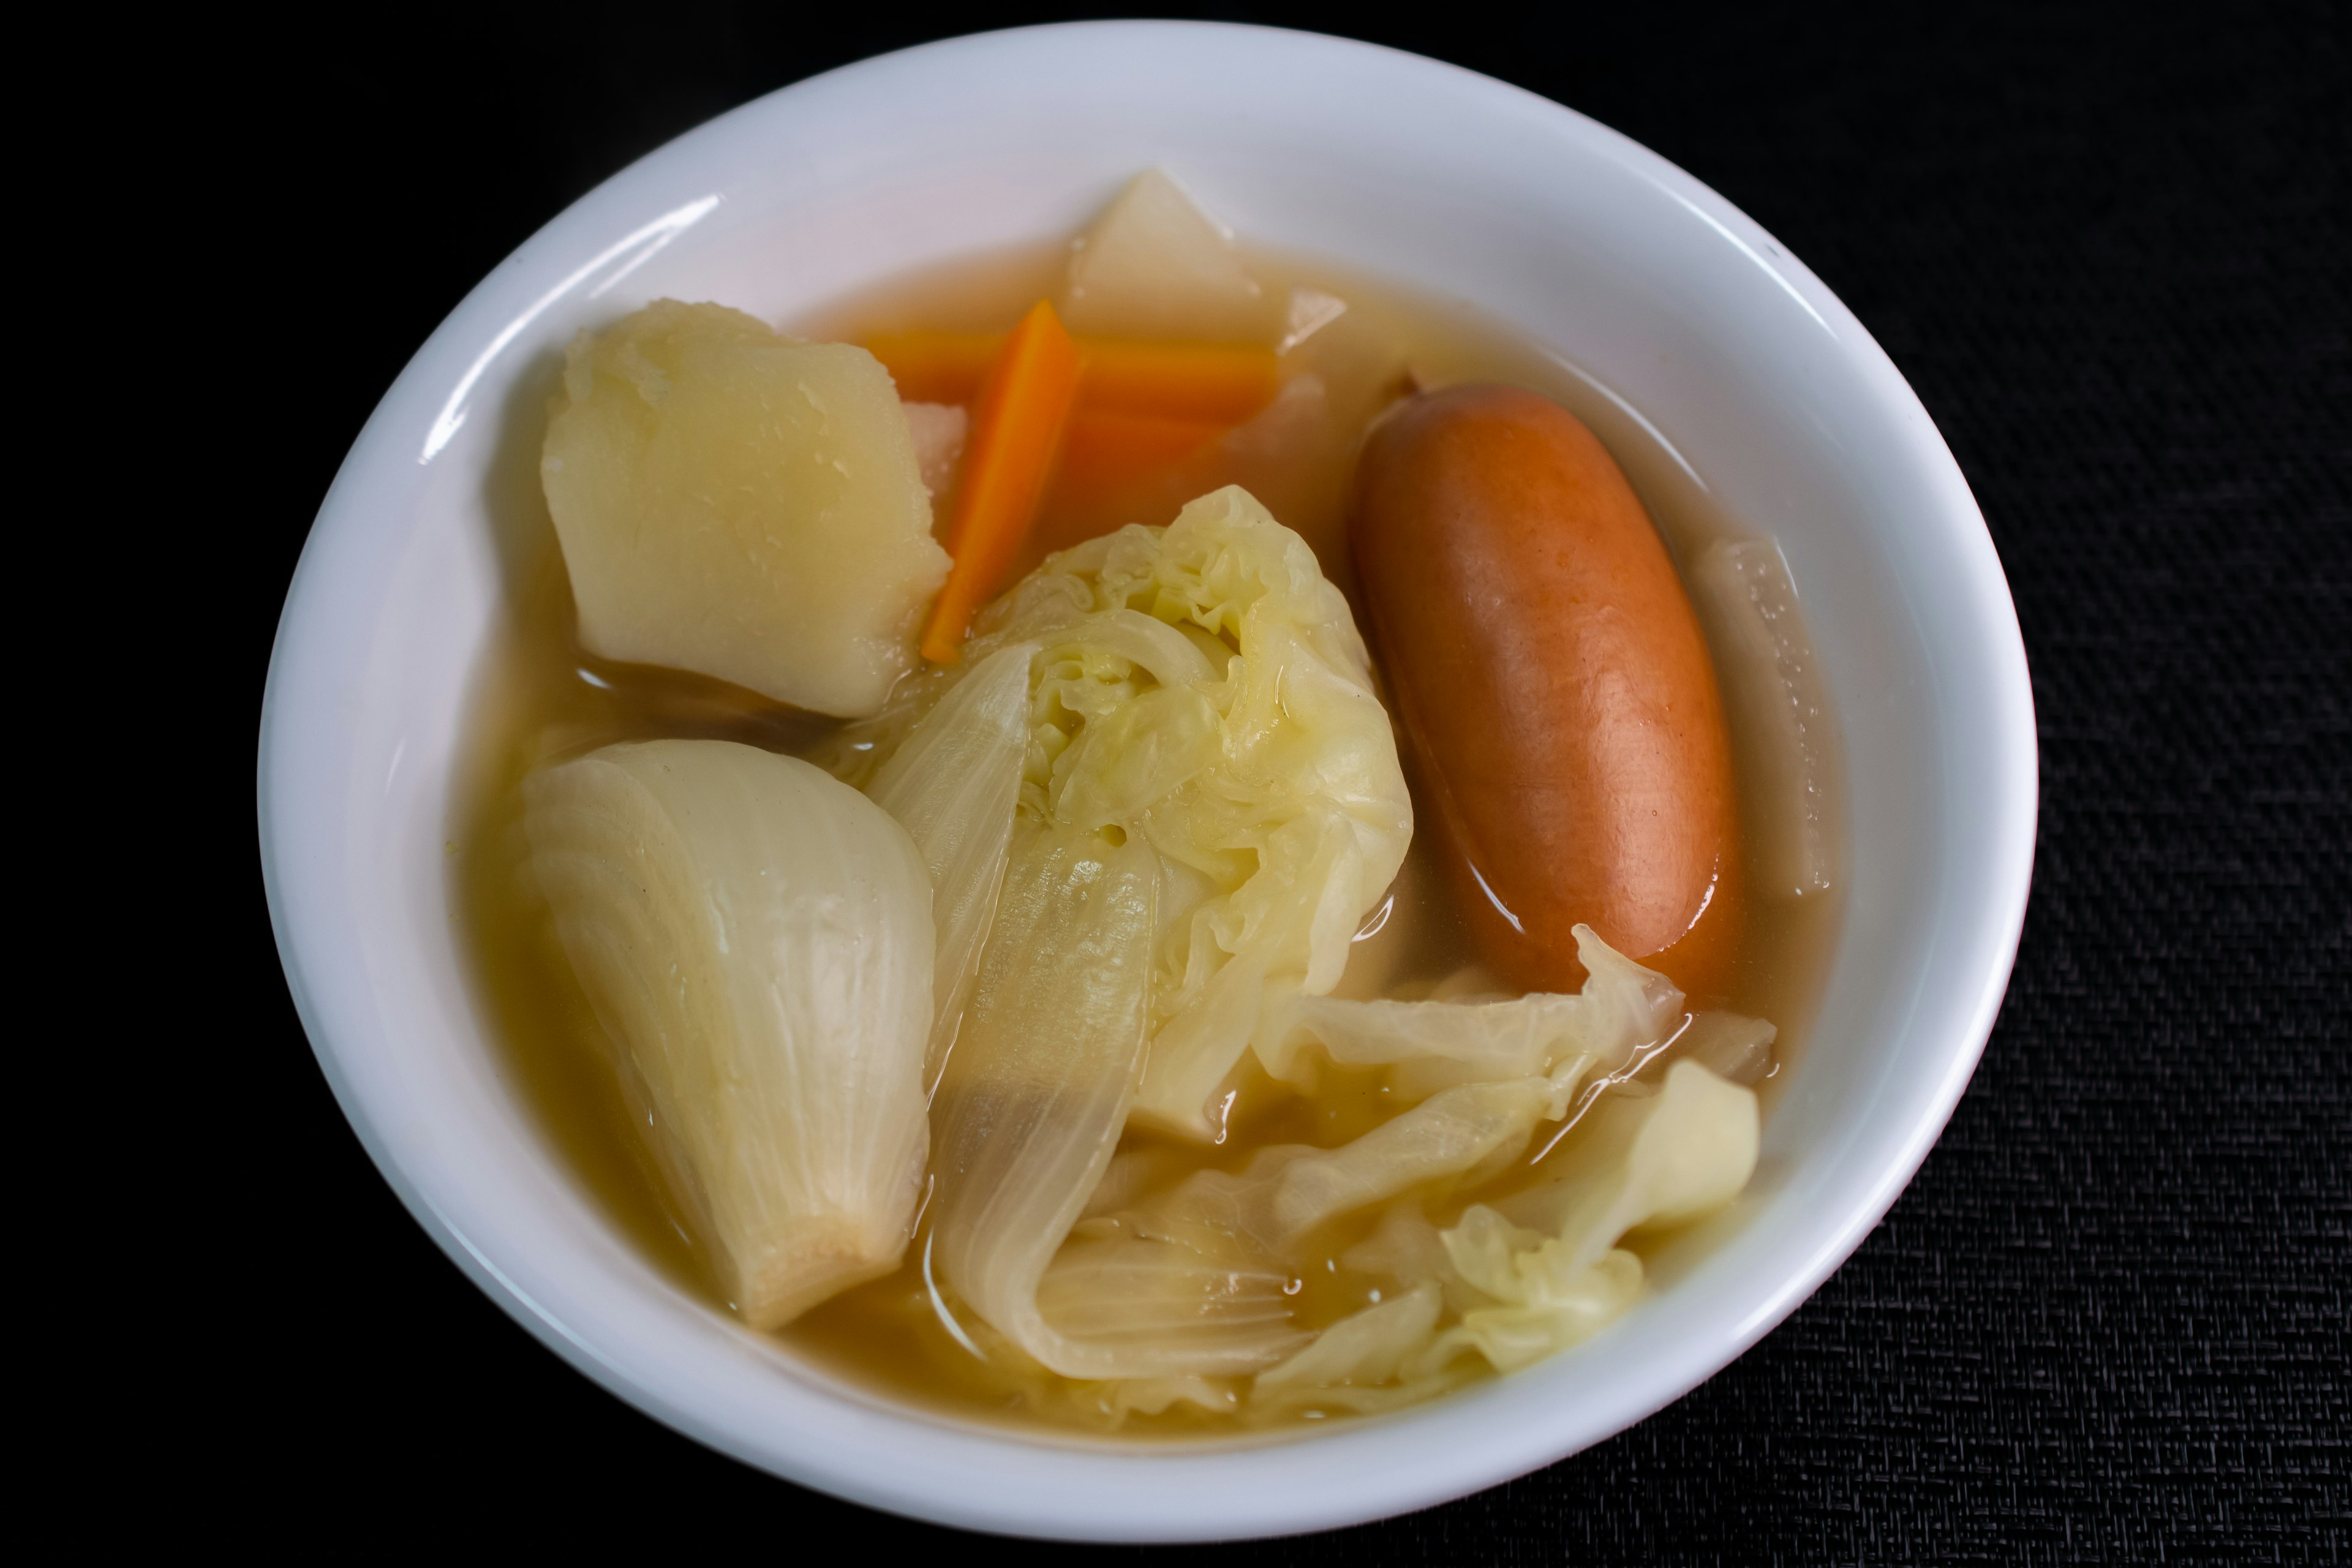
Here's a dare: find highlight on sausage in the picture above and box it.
[1348,383,1744,999]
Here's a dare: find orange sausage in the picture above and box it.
[1348,385,1743,1000]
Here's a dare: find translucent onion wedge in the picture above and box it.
[523,739,934,1328]
[1037,1234,1307,1375]
[868,641,1038,1083]
[929,823,1166,1377]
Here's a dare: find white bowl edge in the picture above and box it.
[258,21,2036,1542]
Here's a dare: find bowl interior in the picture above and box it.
[260,21,2033,1542]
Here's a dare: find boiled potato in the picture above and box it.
[1059,170,1276,343]
[541,301,951,717]
[901,399,968,527]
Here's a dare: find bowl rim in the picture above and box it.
[258,19,2035,1541]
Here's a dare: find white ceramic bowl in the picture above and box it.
[259,21,2034,1542]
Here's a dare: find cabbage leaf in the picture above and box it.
[861,485,1410,1140]
[1258,923,1686,1098]
[1264,1060,1763,1400]
[1253,1283,1443,1404]
[989,489,1411,1136]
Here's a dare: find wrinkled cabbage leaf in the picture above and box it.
[854,484,1411,1139]
[1266,1060,1760,1401]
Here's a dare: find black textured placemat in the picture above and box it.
[220,4,2347,1558]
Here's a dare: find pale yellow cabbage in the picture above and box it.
[523,740,934,1327]
[1121,1046,1593,1268]
[1273,1060,1761,1401]
[862,486,1404,1376]
[541,301,949,717]
[1497,1058,1762,1259]
[1428,1215,1648,1373]
[1258,922,1686,1096]
[966,486,1414,1136]
[965,926,1699,1400]
[1254,1283,1442,1402]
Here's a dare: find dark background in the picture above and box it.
[216,3,2346,1559]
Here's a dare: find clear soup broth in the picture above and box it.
[456,239,1844,1437]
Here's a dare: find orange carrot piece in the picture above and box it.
[866,332,1277,424]
[919,303,1083,663]
[865,331,997,405]
[1055,407,1227,497]
[1076,341,1278,423]
[1007,409,1228,583]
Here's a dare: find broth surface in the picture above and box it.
[453,243,1845,1436]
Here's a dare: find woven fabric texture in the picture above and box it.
[222,3,2346,1558]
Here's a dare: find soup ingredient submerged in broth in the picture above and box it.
[542,301,948,717]
[866,642,1036,1080]
[834,479,1777,1415]
[861,488,1409,1380]
[920,300,1084,660]
[851,486,1415,1142]
[1351,383,1743,1000]
[477,168,1836,1434]
[1058,168,1279,342]
[524,740,935,1327]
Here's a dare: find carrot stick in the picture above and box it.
[1076,341,1277,423]
[867,331,1276,423]
[1055,407,1227,494]
[1006,409,1227,584]
[919,303,1082,663]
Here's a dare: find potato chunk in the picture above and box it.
[541,301,951,717]
[1059,170,1275,343]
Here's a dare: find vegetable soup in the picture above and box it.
[455,172,1844,1435]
